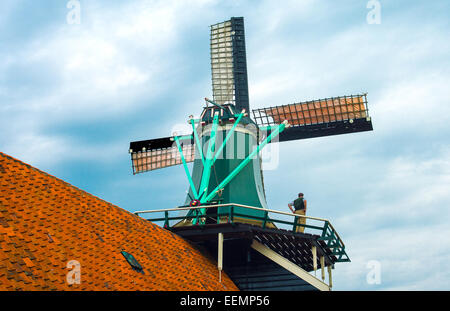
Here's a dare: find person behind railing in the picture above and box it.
[288,193,307,233]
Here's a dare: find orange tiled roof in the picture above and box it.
[0,152,238,291]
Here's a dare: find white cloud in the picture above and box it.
[0,0,216,167]
[335,147,450,231]
[1,0,450,291]
[333,223,450,290]
[0,0,19,28]
[248,13,450,109]
[373,73,450,134]
[248,2,450,290]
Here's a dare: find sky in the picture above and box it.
[1,0,449,290]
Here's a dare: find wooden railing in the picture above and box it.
[134,203,349,262]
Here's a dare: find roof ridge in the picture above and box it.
[0,151,130,217]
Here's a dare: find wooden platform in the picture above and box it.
[172,223,337,271]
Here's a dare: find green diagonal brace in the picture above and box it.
[190,119,205,166]
[198,112,220,202]
[204,121,288,203]
[174,136,199,199]
[191,112,220,226]
[326,230,337,247]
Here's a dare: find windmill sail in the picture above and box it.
[252,94,373,142]
[210,17,249,112]
[129,17,252,176]
[129,136,194,174]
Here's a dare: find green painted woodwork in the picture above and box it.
[174,136,199,199]
[205,121,286,203]
[144,205,350,262]
[182,116,281,225]
[191,119,205,166]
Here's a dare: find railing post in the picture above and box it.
[229,206,234,223]
[163,211,169,228]
[292,215,298,232]
[328,265,333,289]
[312,245,317,274]
[262,211,269,228]
[195,209,200,226]
[327,229,336,248]
[321,221,329,238]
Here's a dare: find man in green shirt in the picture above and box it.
[288,193,307,233]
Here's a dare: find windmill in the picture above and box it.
[129,17,373,290]
[129,17,372,225]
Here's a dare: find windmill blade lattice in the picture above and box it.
[252,94,373,142]
[129,136,194,174]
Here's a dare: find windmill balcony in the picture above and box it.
[134,203,349,264]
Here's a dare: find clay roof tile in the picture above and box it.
[0,152,237,291]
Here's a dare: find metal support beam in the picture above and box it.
[251,240,330,291]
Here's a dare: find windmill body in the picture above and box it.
[130,17,373,291]
[130,17,372,226]
[183,103,269,225]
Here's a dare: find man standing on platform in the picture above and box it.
[288,193,307,233]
